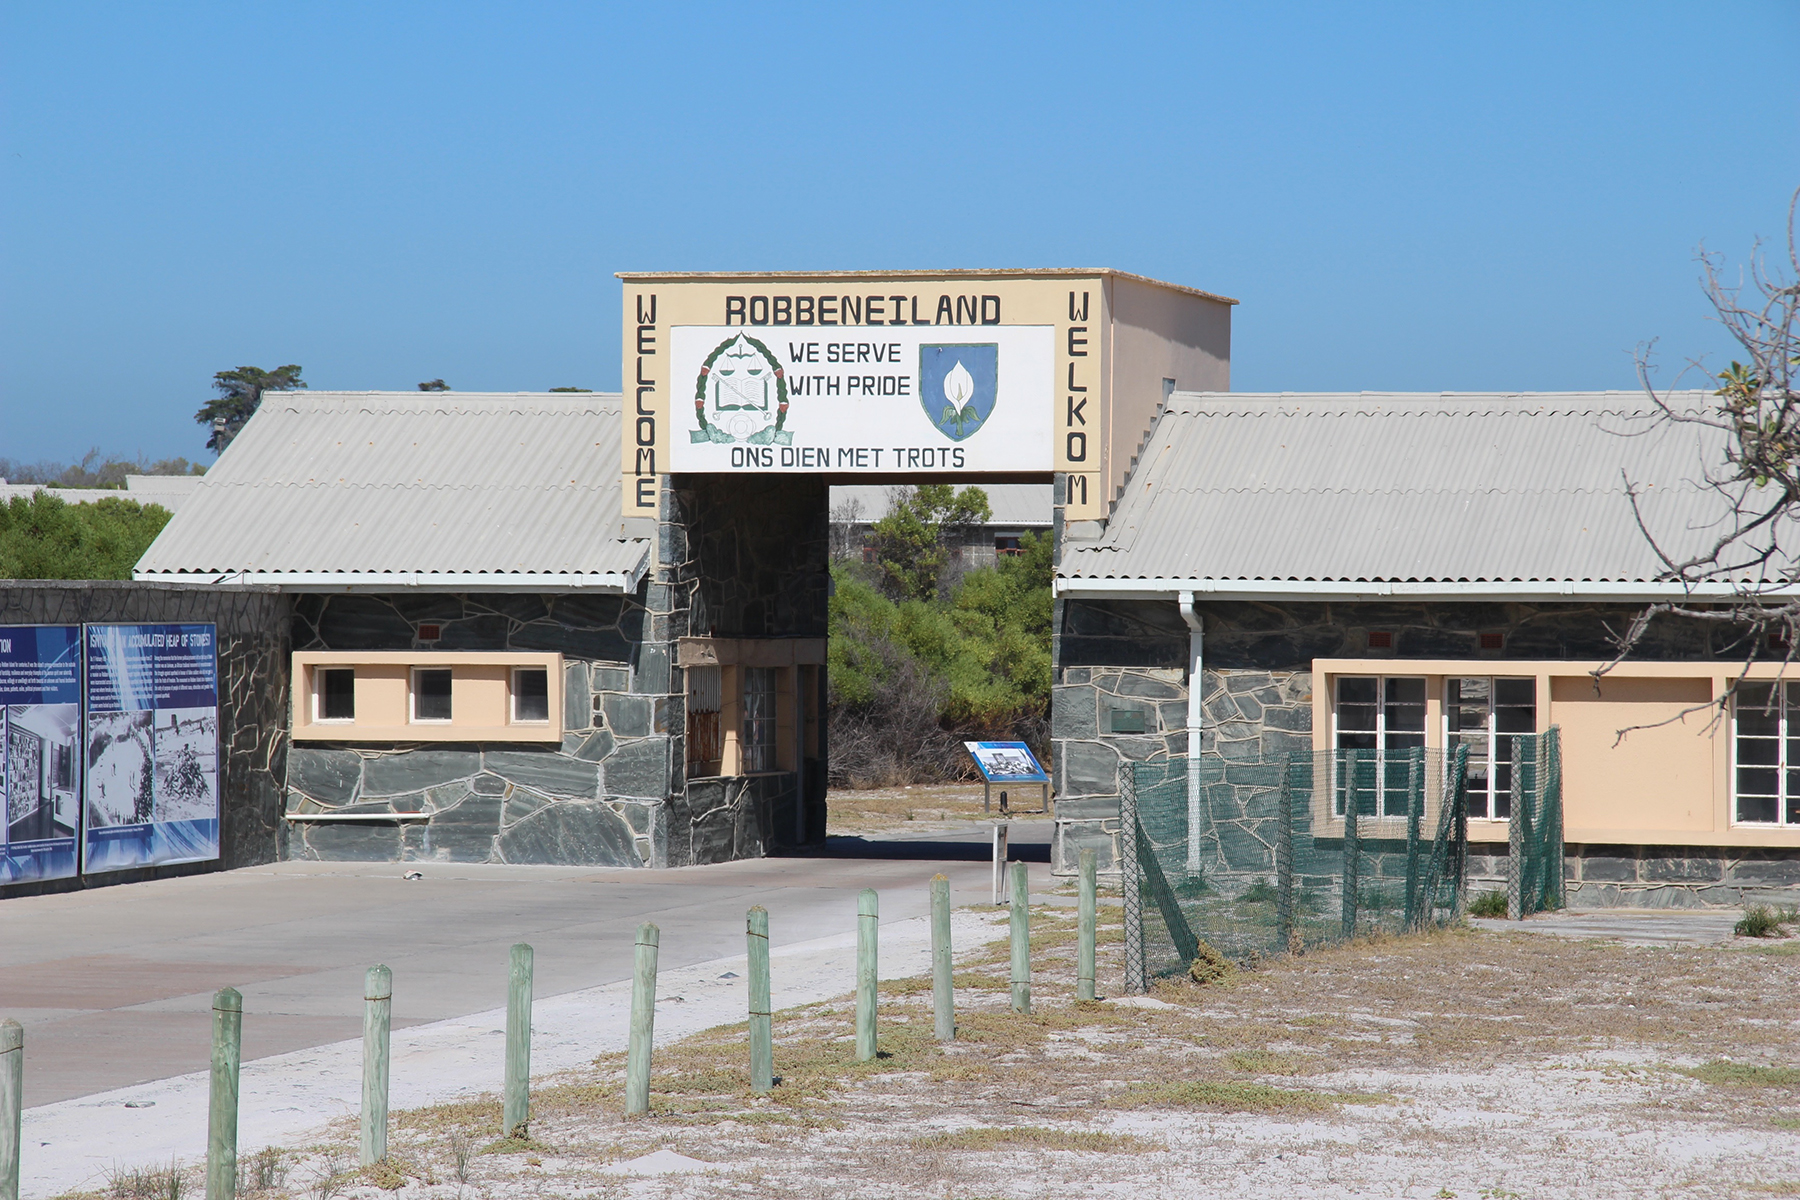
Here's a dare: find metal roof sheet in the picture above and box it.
[135,392,649,586]
[829,483,1053,527]
[1061,391,1781,585]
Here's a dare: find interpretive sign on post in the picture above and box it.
[0,625,81,884]
[83,624,220,873]
[965,740,1049,816]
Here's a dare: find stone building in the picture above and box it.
[1054,390,1800,906]
[135,391,828,868]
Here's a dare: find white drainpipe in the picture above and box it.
[1178,591,1203,875]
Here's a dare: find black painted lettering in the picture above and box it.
[636,324,656,354]
[635,386,655,414]
[636,357,654,386]
[841,295,860,324]
[636,416,655,445]
[910,296,928,325]
[748,296,769,325]
[981,295,1000,324]
[935,295,954,324]
[1068,291,1087,322]
[1067,362,1087,391]
[797,296,815,325]
[636,294,657,324]
[725,296,746,325]
[1067,396,1087,425]
[773,296,792,324]
[866,295,884,324]
[820,296,838,325]
[635,447,656,473]
[1066,431,1087,461]
[1067,326,1088,356]
[889,294,907,325]
[956,295,977,325]
[636,476,656,506]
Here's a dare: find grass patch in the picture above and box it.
[1682,1061,1800,1087]
[911,1125,1147,1152]
[1736,905,1800,938]
[481,1134,551,1155]
[1225,1049,1318,1075]
[1468,890,1508,918]
[1108,1079,1384,1113]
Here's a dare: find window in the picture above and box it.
[512,667,549,723]
[742,666,777,773]
[1446,678,1536,819]
[1333,676,1425,816]
[317,668,356,722]
[1735,682,1800,825]
[995,536,1023,557]
[412,668,453,723]
[687,665,722,777]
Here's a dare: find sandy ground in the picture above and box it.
[60,892,1800,1200]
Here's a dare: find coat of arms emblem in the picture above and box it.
[692,333,793,445]
[919,343,998,441]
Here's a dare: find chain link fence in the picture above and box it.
[1121,730,1565,990]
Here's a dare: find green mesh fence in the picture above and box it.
[1123,747,1471,986]
[1508,729,1564,918]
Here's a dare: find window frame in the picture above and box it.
[1444,676,1537,822]
[1732,681,1800,828]
[510,666,550,725]
[314,666,357,724]
[742,666,779,774]
[410,667,455,725]
[1330,675,1427,818]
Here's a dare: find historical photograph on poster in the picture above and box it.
[86,709,156,828]
[153,706,217,823]
[0,625,83,883]
[964,740,1048,782]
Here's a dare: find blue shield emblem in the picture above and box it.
[920,343,998,441]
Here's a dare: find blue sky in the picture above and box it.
[2,2,1796,465]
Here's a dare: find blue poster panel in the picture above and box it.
[1,625,82,884]
[83,624,220,873]
[963,740,1049,783]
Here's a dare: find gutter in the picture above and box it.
[1178,591,1203,877]
[132,568,647,593]
[1055,578,1800,602]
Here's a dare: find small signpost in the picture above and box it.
[964,741,1050,816]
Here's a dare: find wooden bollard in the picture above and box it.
[206,987,242,1200]
[360,965,392,1165]
[1009,862,1031,1013]
[855,889,878,1062]
[503,945,533,1138]
[930,874,954,1041]
[747,907,773,1093]
[1,1019,21,1200]
[1077,849,1098,1001]
[626,923,660,1115]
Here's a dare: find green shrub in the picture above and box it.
[0,491,170,579]
[1735,905,1798,938]
[1468,889,1509,918]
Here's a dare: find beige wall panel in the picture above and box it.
[291,651,561,743]
[1107,277,1232,509]
[1551,675,1717,836]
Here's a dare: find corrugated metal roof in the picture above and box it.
[830,483,1052,527]
[1061,391,1777,585]
[136,392,649,586]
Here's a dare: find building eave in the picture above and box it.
[1053,577,1800,603]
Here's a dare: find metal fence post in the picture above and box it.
[931,875,955,1039]
[747,908,773,1093]
[855,889,878,1061]
[504,944,533,1137]
[360,965,392,1165]
[1,1019,21,1200]
[1276,755,1295,952]
[626,924,659,1114]
[206,987,242,1200]
[1119,764,1146,995]
[1076,850,1097,1002]
[1404,747,1423,930]
[1009,861,1031,1014]
[1341,751,1362,940]
[1507,735,1525,920]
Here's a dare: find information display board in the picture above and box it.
[83,623,220,873]
[0,625,82,883]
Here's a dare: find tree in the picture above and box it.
[867,484,992,602]
[0,491,172,580]
[195,365,305,453]
[1609,187,1800,720]
[418,379,450,391]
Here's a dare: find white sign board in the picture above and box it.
[668,325,1054,472]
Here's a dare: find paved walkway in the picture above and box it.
[0,819,1053,1107]
[1470,907,1745,946]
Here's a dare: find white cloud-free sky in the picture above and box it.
[2,1,1796,463]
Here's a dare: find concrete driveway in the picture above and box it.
[0,819,1054,1107]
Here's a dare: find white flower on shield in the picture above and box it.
[942,360,975,416]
